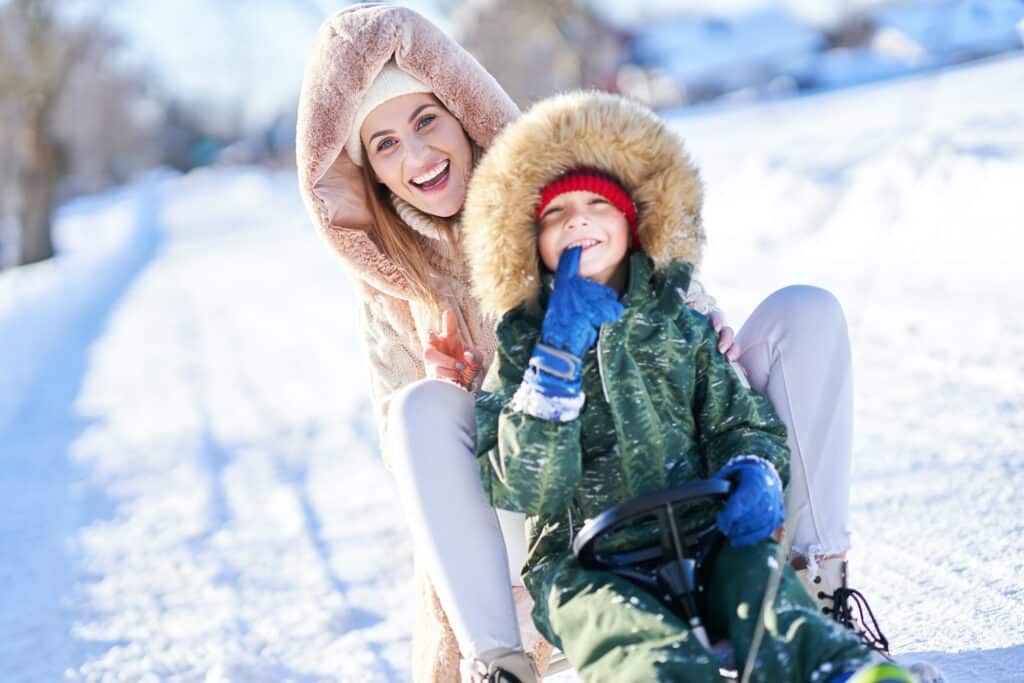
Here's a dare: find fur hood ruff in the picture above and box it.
[296,3,518,299]
[463,91,705,317]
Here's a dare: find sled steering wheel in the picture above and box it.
[571,478,733,654]
[572,478,732,572]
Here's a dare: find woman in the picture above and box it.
[296,5,860,681]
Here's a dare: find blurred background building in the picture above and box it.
[1,0,1023,270]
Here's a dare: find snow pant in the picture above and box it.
[529,539,873,683]
[386,284,854,662]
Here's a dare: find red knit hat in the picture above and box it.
[535,169,641,249]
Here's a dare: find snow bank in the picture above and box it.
[631,9,825,93]
[875,0,1024,60]
[0,172,174,432]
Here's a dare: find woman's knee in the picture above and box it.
[390,379,469,426]
[387,379,474,469]
[763,285,848,338]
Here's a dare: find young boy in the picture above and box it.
[462,91,915,683]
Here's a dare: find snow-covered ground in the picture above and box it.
[2,54,1023,682]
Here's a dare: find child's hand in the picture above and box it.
[541,246,624,357]
[424,309,481,391]
[709,308,740,362]
[712,455,784,547]
[512,248,624,422]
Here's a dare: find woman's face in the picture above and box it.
[361,93,473,218]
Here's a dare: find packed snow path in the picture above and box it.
[2,55,1022,681]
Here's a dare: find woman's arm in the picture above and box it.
[685,276,740,361]
[359,298,424,470]
[682,276,716,314]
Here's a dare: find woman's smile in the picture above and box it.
[410,159,451,191]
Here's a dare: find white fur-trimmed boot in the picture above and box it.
[797,558,946,683]
[796,557,851,615]
[460,647,539,683]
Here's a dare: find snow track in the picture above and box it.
[2,55,1023,681]
[2,170,413,681]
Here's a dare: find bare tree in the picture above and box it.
[0,97,21,269]
[0,0,105,266]
[452,0,626,107]
[53,32,165,196]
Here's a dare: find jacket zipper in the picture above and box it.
[570,328,609,548]
[595,326,611,404]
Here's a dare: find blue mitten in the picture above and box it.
[513,247,623,421]
[540,246,625,357]
[712,456,785,547]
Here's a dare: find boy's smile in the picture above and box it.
[564,237,602,250]
[537,190,631,292]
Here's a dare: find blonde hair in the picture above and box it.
[359,142,483,316]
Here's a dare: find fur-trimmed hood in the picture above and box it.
[296,3,518,298]
[463,91,705,317]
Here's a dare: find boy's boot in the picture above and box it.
[907,662,946,683]
[828,662,916,683]
[460,647,538,683]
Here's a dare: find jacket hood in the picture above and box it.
[462,91,704,317]
[296,3,519,298]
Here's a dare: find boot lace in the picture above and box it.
[822,585,891,655]
[464,658,525,683]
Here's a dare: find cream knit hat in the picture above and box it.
[345,61,433,166]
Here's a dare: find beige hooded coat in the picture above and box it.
[296,5,525,680]
[296,5,715,680]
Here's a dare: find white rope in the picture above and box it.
[740,541,787,683]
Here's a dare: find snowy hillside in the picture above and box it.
[874,0,1024,60]
[630,9,825,92]
[2,54,1023,681]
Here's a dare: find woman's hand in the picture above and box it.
[424,309,481,391]
[709,308,740,362]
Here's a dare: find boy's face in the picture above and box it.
[537,191,631,289]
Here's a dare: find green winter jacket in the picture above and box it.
[475,252,790,586]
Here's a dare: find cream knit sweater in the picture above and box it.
[364,196,499,464]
